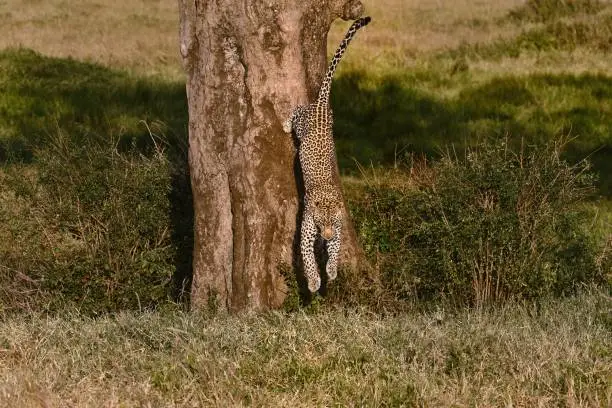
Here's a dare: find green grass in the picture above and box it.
[332,69,612,194]
[2,47,610,193]
[346,140,607,307]
[0,289,609,407]
[454,13,612,59]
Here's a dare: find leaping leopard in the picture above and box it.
[283,16,371,293]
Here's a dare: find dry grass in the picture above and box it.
[329,0,612,75]
[330,0,527,69]
[0,0,182,78]
[2,0,611,78]
[469,48,612,78]
[0,290,610,407]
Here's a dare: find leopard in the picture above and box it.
[283,16,371,293]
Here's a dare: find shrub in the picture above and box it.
[350,139,607,307]
[0,128,176,314]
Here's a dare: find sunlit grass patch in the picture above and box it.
[0,0,182,78]
[450,13,612,62]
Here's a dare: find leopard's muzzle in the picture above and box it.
[321,226,334,241]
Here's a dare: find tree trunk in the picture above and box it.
[178,0,367,312]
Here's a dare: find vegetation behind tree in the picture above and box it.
[1,0,611,314]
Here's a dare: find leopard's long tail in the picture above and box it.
[316,16,371,107]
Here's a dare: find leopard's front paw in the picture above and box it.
[326,262,337,281]
[307,274,321,293]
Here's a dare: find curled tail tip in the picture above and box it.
[350,16,371,30]
[354,16,371,27]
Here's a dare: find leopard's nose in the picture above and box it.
[321,226,334,240]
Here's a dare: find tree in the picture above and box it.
[178,0,367,312]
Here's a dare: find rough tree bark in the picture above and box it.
[178,0,367,312]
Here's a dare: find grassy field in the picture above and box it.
[3,0,611,187]
[1,0,611,406]
[1,290,610,407]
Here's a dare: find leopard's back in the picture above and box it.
[297,105,336,191]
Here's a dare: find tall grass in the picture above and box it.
[0,49,194,314]
[0,289,609,407]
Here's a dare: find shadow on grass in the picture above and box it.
[332,70,612,195]
[0,48,188,159]
[0,48,193,302]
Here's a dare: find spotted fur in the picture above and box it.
[284,17,371,292]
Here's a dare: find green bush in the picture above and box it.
[0,49,192,315]
[350,139,607,306]
[1,129,176,314]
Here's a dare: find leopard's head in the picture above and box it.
[308,189,342,240]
